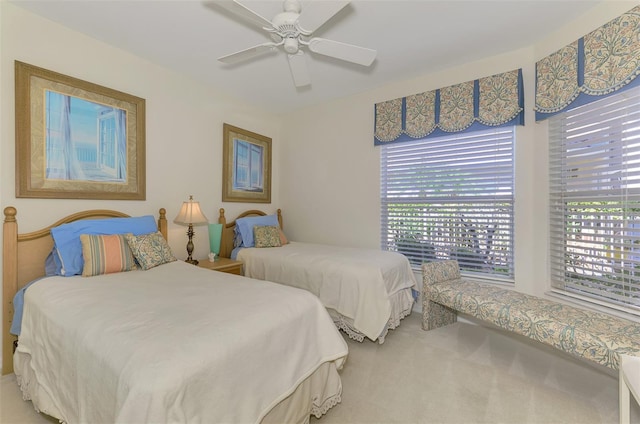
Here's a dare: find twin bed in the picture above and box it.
[2,207,348,423]
[218,208,417,344]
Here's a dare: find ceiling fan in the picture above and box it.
[213,0,377,87]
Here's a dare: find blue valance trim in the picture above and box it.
[535,5,640,121]
[374,69,524,146]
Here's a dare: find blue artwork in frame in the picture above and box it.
[223,123,272,203]
[45,91,128,183]
[232,138,264,193]
[15,61,146,200]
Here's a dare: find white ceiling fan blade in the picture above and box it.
[211,0,274,29]
[296,1,350,33]
[308,38,376,66]
[218,43,278,64]
[287,51,311,87]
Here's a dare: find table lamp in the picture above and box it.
[174,195,209,265]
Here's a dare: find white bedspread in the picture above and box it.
[14,261,348,424]
[238,242,417,341]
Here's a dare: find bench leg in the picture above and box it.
[620,368,631,424]
[422,300,457,331]
[421,260,461,331]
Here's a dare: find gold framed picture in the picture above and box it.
[222,123,271,203]
[15,61,146,200]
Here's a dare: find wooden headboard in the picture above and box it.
[218,208,283,259]
[2,207,168,375]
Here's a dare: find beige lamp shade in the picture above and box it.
[174,195,209,226]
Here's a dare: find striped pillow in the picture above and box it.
[80,234,137,277]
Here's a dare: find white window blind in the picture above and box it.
[549,85,640,311]
[380,128,515,281]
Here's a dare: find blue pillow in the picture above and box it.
[51,215,158,276]
[235,214,279,248]
[45,248,62,276]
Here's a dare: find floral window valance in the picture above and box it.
[535,5,640,121]
[374,69,524,145]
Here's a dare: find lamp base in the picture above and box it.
[184,223,199,265]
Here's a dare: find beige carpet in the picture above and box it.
[1,313,635,423]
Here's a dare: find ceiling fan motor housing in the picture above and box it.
[271,11,301,34]
[271,8,304,54]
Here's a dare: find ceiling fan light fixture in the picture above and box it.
[284,37,299,54]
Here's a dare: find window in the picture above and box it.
[549,86,640,312]
[380,127,515,281]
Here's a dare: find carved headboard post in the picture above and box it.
[277,209,283,230]
[157,208,168,240]
[219,208,227,227]
[3,207,18,375]
[218,208,233,259]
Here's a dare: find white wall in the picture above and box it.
[0,2,283,368]
[279,0,638,299]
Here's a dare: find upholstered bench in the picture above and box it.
[421,260,640,370]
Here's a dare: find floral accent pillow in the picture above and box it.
[80,234,137,277]
[254,225,282,248]
[125,232,177,270]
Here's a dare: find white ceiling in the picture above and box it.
[12,0,603,113]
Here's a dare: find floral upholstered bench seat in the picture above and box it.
[421,260,640,370]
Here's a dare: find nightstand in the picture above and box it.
[197,257,243,275]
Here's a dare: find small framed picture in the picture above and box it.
[222,123,272,203]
